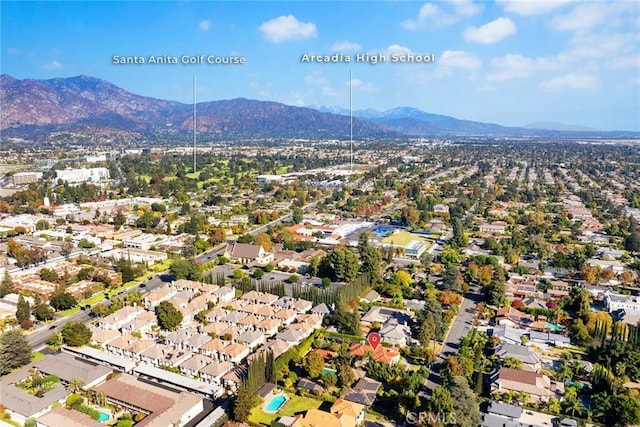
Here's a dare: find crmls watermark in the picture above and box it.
[406,411,458,426]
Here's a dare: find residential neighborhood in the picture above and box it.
[0,138,639,427]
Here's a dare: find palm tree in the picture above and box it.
[517,391,530,407]
[92,390,108,407]
[546,397,561,415]
[67,376,85,394]
[563,397,583,418]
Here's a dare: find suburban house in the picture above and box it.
[479,221,508,234]
[378,318,412,347]
[494,306,533,328]
[490,368,560,403]
[92,373,204,427]
[604,291,640,314]
[494,343,543,372]
[349,343,401,365]
[224,242,274,265]
[342,377,382,407]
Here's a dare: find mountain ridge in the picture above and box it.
[1,75,638,142]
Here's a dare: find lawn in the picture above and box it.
[381,230,428,246]
[31,351,45,363]
[248,392,323,426]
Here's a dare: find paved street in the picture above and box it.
[27,274,170,351]
[422,284,482,395]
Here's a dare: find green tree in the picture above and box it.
[484,280,506,307]
[36,219,50,231]
[0,329,31,375]
[155,301,183,331]
[33,302,55,321]
[233,382,262,422]
[319,247,360,282]
[418,315,437,346]
[624,232,640,253]
[169,257,198,280]
[39,268,59,283]
[67,376,85,394]
[390,270,412,287]
[338,363,355,388]
[503,357,524,370]
[570,318,591,346]
[443,265,464,293]
[430,385,454,417]
[303,352,325,379]
[16,295,31,324]
[61,321,92,346]
[292,207,303,224]
[254,268,264,279]
[0,271,14,297]
[449,376,481,427]
[50,292,77,311]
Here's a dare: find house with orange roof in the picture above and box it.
[348,343,400,365]
[330,398,366,427]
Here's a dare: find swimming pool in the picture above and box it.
[544,322,563,332]
[323,367,337,375]
[98,412,109,423]
[264,394,287,413]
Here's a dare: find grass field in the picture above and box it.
[30,351,45,363]
[248,392,323,426]
[381,230,428,246]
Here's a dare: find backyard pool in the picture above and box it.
[323,368,337,375]
[264,394,288,413]
[98,412,109,423]
[544,322,563,332]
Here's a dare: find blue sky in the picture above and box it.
[2,1,639,131]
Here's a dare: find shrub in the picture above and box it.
[66,394,83,408]
[76,404,101,420]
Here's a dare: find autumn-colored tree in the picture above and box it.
[442,356,464,379]
[619,271,634,286]
[208,227,225,245]
[585,311,613,337]
[478,265,493,287]
[599,269,615,284]
[253,232,272,252]
[581,266,597,284]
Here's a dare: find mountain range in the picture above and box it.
[1,74,637,143]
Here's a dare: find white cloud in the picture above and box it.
[438,50,482,69]
[464,17,516,44]
[347,78,377,93]
[540,73,601,90]
[605,55,640,70]
[322,86,341,97]
[43,60,63,70]
[386,44,413,56]
[402,1,482,30]
[551,2,637,32]
[199,20,212,30]
[418,3,439,19]
[285,91,306,106]
[305,71,329,85]
[487,54,560,81]
[497,0,573,16]
[567,32,638,59]
[331,41,361,52]
[451,0,483,17]
[259,15,317,43]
